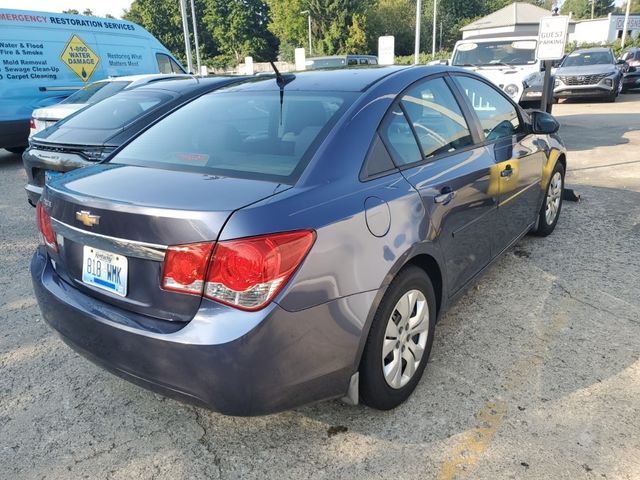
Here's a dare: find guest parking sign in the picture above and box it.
[536,16,570,61]
[60,34,100,81]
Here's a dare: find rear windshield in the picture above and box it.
[111,90,355,183]
[306,58,347,69]
[61,91,171,130]
[562,51,613,67]
[61,81,130,105]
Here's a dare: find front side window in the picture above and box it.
[111,90,354,183]
[400,77,474,160]
[156,53,184,74]
[454,76,520,142]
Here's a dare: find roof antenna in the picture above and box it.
[270,61,295,125]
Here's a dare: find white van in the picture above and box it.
[450,36,551,110]
[0,8,185,152]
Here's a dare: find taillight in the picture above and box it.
[161,242,214,295]
[36,201,58,252]
[160,230,315,311]
[30,118,36,130]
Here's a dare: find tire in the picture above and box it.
[359,266,436,410]
[532,162,565,237]
[5,146,25,154]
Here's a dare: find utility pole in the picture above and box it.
[189,0,201,74]
[301,10,312,56]
[591,0,595,20]
[179,0,193,73]
[432,0,437,57]
[414,0,422,64]
[621,0,633,48]
[439,21,443,51]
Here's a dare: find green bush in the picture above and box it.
[395,51,452,65]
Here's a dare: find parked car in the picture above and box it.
[32,66,567,415]
[0,8,184,153]
[620,48,640,93]
[305,55,378,69]
[29,74,188,138]
[554,47,624,102]
[23,75,246,205]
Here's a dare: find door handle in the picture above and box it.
[434,187,455,205]
[500,165,513,178]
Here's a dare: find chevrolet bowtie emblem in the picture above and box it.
[76,210,100,227]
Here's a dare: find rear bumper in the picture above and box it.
[0,119,29,150]
[622,74,640,90]
[31,247,376,415]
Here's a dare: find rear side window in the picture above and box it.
[400,77,474,159]
[62,91,171,130]
[379,107,422,166]
[60,81,130,105]
[454,76,521,142]
[111,90,355,183]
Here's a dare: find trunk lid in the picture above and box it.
[44,164,288,322]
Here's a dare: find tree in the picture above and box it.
[265,0,307,60]
[62,9,79,14]
[105,13,115,18]
[367,0,415,56]
[345,13,368,53]
[561,0,615,19]
[82,8,94,16]
[203,0,278,65]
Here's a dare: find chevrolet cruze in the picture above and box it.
[32,66,567,415]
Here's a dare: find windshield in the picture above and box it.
[111,90,356,183]
[61,91,171,130]
[561,51,614,67]
[306,58,347,69]
[452,40,537,66]
[61,81,130,105]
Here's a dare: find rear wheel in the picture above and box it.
[359,266,436,410]
[532,162,564,237]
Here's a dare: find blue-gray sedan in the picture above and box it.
[31,66,567,415]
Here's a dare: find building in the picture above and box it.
[569,14,640,44]
[460,2,575,39]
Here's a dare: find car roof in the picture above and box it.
[132,75,248,94]
[217,66,415,92]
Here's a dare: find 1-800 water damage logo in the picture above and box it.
[60,34,100,81]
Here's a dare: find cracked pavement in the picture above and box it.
[1,94,639,479]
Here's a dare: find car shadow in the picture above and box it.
[557,112,640,151]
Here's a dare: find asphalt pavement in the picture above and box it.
[1,93,639,480]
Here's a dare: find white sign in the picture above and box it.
[244,56,254,75]
[615,16,640,30]
[378,35,395,65]
[536,16,569,61]
[294,48,306,71]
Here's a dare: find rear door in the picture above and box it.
[379,75,497,295]
[451,74,545,255]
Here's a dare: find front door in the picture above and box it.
[452,75,545,255]
[378,76,497,295]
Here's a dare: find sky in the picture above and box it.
[0,0,133,18]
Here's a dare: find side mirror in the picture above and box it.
[617,58,626,65]
[628,66,637,73]
[531,110,559,135]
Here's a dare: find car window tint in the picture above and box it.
[60,81,130,105]
[379,107,422,166]
[111,91,355,183]
[62,91,171,130]
[400,77,473,159]
[169,57,185,73]
[455,76,520,142]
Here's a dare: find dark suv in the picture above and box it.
[554,47,624,102]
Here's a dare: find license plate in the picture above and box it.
[45,170,63,183]
[82,246,128,297]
